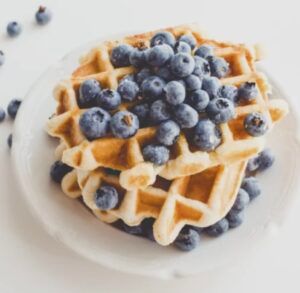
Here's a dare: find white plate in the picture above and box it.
[11,34,300,279]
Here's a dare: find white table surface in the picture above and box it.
[1,0,300,292]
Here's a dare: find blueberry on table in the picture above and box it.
[94,185,119,210]
[170,53,195,78]
[208,56,230,78]
[178,34,197,49]
[218,84,238,103]
[231,188,250,212]
[135,68,152,85]
[146,44,174,67]
[244,112,268,136]
[150,31,176,48]
[35,6,52,25]
[142,218,155,241]
[129,48,147,68]
[150,100,171,124]
[206,98,235,124]
[164,80,186,105]
[193,118,221,151]
[156,120,180,146]
[226,210,244,228]
[202,76,221,99]
[79,107,111,140]
[117,79,139,102]
[204,218,229,237]
[122,222,144,236]
[7,99,22,119]
[7,21,22,37]
[110,110,139,139]
[142,144,170,166]
[184,75,202,92]
[173,103,198,129]
[188,89,209,112]
[241,176,261,201]
[78,79,101,107]
[131,103,149,122]
[174,227,200,251]
[238,82,258,102]
[194,44,214,59]
[0,50,5,66]
[0,107,6,122]
[246,148,275,174]
[97,89,121,110]
[193,56,210,78]
[110,44,133,67]
[174,41,191,54]
[50,161,73,183]
[7,134,13,149]
[141,76,166,99]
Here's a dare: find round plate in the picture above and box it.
[11,34,300,279]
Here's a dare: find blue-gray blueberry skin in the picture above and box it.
[0,107,6,122]
[208,56,229,78]
[135,68,152,85]
[231,188,250,212]
[150,31,176,48]
[174,227,200,251]
[110,111,139,139]
[156,120,180,146]
[141,76,166,100]
[218,84,238,103]
[204,218,229,237]
[188,89,209,112]
[131,103,150,122]
[241,176,261,200]
[117,79,139,102]
[142,144,170,166]
[164,80,186,105]
[202,76,220,99]
[170,53,195,78]
[206,98,235,124]
[97,89,121,110]
[146,44,174,67]
[247,148,275,174]
[94,185,119,210]
[193,56,210,78]
[7,99,22,119]
[178,34,197,49]
[7,21,22,37]
[226,210,244,228]
[244,112,268,137]
[174,41,191,54]
[184,75,202,92]
[0,51,4,66]
[129,48,147,68]
[7,134,13,149]
[35,6,52,25]
[50,161,73,183]
[194,44,214,59]
[238,82,258,102]
[173,103,198,129]
[78,79,101,107]
[110,44,133,67]
[149,100,171,124]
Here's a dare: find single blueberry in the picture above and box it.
[129,48,147,68]
[7,99,22,119]
[97,89,121,110]
[244,112,268,136]
[35,6,52,25]
[0,107,6,122]
[193,118,221,151]
[110,110,139,139]
[120,74,135,82]
[188,89,210,112]
[173,103,198,129]
[110,44,133,67]
[7,21,22,37]
[78,79,101,107]
[208,56,229,78]
[50,160,73,183]
[202,76,221,99]
[226,210,244,228]
[241,176,261,200]
[193,56,210,78]
[205,218,229,237]
[174,41,191,54]
[194,44,214,59]
[218,84,238,103]
[117,79,139,102]
[246,148,275,174]
[174,227,200,251]
[206,98,235,124]
[150,100,171,124]
[0,50,5,66]
[142,144,170,165]
[238,82,258,102]
[135,68,152,84]
[131,103,150,122]
[141,76,166,99]
[171,53,195,78]
[94,185,119,210]
[150,31,176,48]
[178,34,197,49]
[184,75,202,92]
[232,188,250,212]
[146,44,174,67]
[7,134,12,148]
[79,107,111,140]
[164,80,186,105]
[122,222,144,236]
[154,66,174,81]
[156,120,180,146]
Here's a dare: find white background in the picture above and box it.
[0,0,300,292]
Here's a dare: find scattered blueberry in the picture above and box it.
[131,103,149,122]
[174,41,191,54]
[149,100,171,124]
[208,56,229,78]
[110,110,139,139]
[146,44,174,67]
[193,118,221,151]
[226,210,244,228]
[193,56,210,78]
[7,134,12,148]
[129,48,147,68]
[232,188,250,212]
[150,31,176,48]
[7,99,22,119]
[117,79,139,102]
[205,218,229,237]
[97,89,121,110]
[241,177,261,200]
[164,80,186,105]
[35,6,52,25]
[202,76,221,99]
[122,222,144,236]
[142,218,155,241]
[79,107,111,140]
[188,89,210,112]
[170,53,195,78]
[218,84,238,103]
[174,227,200,251]
[142,144,170,165]
[78,79,101,107]
[247,148,275,174]
[6,21,22,37]
[50,160,73,183]
[244,112,268,136]
[194,44,214,59]
[206,98,235,124]
[154,66,174,81]
[156,120,180,146]
[184,75,202,92]
[135,68,152,84]
[178,34,197,49]
[110,44,133,67]
[141,76,166,99]
[173,103,198,128]
[0,107,6,122]
[94,185,119,210]
[238,82,258,102]
[0,50,5,66]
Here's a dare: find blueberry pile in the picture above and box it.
[77,30,266,167]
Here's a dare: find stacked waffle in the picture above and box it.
[47,24,288,248]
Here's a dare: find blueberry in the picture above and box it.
[246,148,275,174]
[110,110,139,139]
[0,107,6,122]
[121,74,135,82]
[174,41,191,54]
[79,107,111,140]
[218,84,238,103]
[142,218,155,241]
[238,82,258,102]
[194,45,214,59]
[206,98,235,124]
[122,222,144,236]
[97,89,121,110]
[7,134,12,148]
[204,218,229,237]
[193,118,221,151]
[50,160,73,183]
[244,112,268,137]
[232,188,250,212]
[193,56,210,78]
[7,99,22,119]
[129,48,147,68]
[226,210,244,228]
[241,177,261,200]
[141,76,166,99]
[156,120,180,146]
[184,75,202,92]
[146,44,174,67]
[0,50,5,66]
[7,21,22,37]
[208,56,229,78]
[164,81,186,105]
[150,31,176,47]
[202,76,221,99]
[110,44,133,67]
[117,79,139,102]
[178,34,197,49]
[150,100,171,124]
[131,103,149,122]
[136,68,152,84]
[78,79,101,107]
[94,185,119,210]
[173,103,198,128]
[171,53,195,78]
[104,168,121,176]
[174,227,200,251]
[188,89,210,112]
[35,6,52,25]
[142,144,170,165]
[154,66,174,81]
